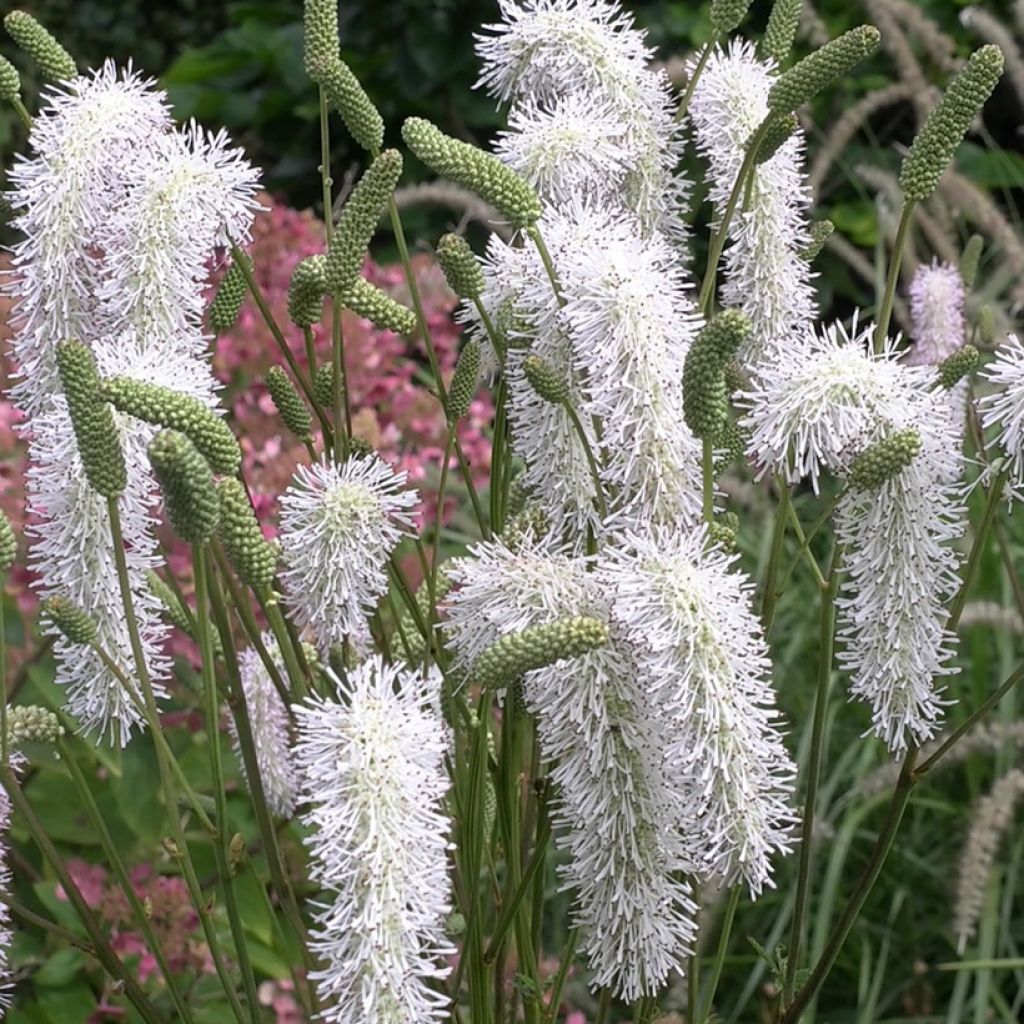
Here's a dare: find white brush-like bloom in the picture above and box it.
[689,41,816,362]
[979,334,1024,489]
[606,526,797,893]
[278,456,418,654]
[294,657,452,1024]
[230,636,298,819]
[906,261,966,366]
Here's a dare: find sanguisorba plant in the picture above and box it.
[0,0,1018,1020]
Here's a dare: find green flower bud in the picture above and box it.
[302,0,339,78]
[209,253,250,332]
[761,0,803,67]
[313,363,338,411]
[310,53,383,154]
[768,25,880,114]
[402,117,542,228]
[754,112,798,164]
[4,11,76,82]
[437,233,485,300]
[147,570,194,635]
[342,277,416,335]
[712,418,750,476]
[324,150,403,295]
[394,570,452,665]
[449,340,481,420]
[959,234,984,290]
[979,305,998,345]
[683,310,751,440]
[288,255,327,328]
[900,46,1004,202]
[101,377,241,476]
[708,519,738,550]
[711,0,753,35]
[799,219,834,262]
[506,475,528,518]
[0,55,21,101]
[474,616,609,689]
[502,505,550,551]
[6,704,65,746]
[56,341,126,498]
[847,428,921,491]
[0,509,16,573]
[446,911,467,936]
[148,431,220,544]
[938,344,979,390]
[510,677,530,719]
[216,478,279,588]
[42,596,98,646]
[265,366,313,441]
[523,355,569,405]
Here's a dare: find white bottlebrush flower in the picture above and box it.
[294,656,453,1024]
[689,41,816,361]
[606,526,797,894]
[979,334,1024,489]
[905,260,966,365]
[230,636,299,819]
[278,455,418,653]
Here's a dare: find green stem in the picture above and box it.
[489,378,509,534]
[702,436,715,523]
[785,501,827,589]
[10,96,32,130]
[9,900,93,953]
[430,431,456,616]
[761,483,792,631]
[256,585,311,700]
[873,200,915,354]
[544,928,579,1023]
[318,86,333,245]
[330,295,352,457]
[595,988,612,1024]
[527,226,564,305]
[675,39,716,123]
[564,403,609,520]
[699,887,741,1024]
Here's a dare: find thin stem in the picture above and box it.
[785,501,827,589]
[698,886,741,1024]
[544,929,579,1023]
[256,585,311,700]
[873,200,915,353]
[675,40,715,123]
[595,988,612,1024]
[330,295,352,456]
[527,226,564,305]
[318,86,333,245]
[9,900,93,953]
[761,484,791,630]
[564,403,609,520]
[430,431,456,614]
[10,96,32,130]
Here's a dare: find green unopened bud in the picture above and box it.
[713,418,750,476]
[800,219,834,262]
[394,570,452,665]
[402,117,542,228]
[754,112,798,164]
[449,340,481,420]
[56,341,126,498]
[900,46,1004,202]
[0,55,21,101]
[959,234,984,289]
[502,505,550,552]
[0,510,16,573]
[475,617,609,689]
[511,677,530,719]
[148,431,220,544]
[979,305,998,345]
[302,0,339,78]
[324,150,403,294]
[102,378,241,476]
[288,255,327,328]
[6,705,64,746]
[711,0,753,35]
[147,571,194,634]
[311,54,383,154]
[265,366,313,441]
[42,596,98,646]
[342,277,416,335]
[216,478,278,589]
[847,428,921,491]
[708,518,738,551]
[209,253,250,332]
[683,310,751,440]
[447,911,467,936]
[938,344,979,390]
[523,355,569,405]
[768,25,880,114]
[761,0,803,66]
[4,12,76,82]
[437,233,485,300]
[228,832,246,875]
[313,363,337,411]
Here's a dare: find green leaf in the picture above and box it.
[36,978,96,1021]
[957,142,1024,190]
[245,937,291,979]
[111,740,165,843]
[233,870,273,946]
[22,770,99,846]
[34,947,86,988]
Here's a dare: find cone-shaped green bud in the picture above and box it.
[847,428,921,491]
[754,112,798,164]
[979,305,998,344]
[510,677,530,719]
[938,345,979,390]
[900,46,1004,202]
[265,366,313,441]
[394,570,452,665]
[768,25,880,114]
[799,219,834,262]
[761,0,803,66]
[474,616,609,689]
[708,519,738,551]
[502,505,550,551]
[4,12,76,82]
[683,310,751,440]
[311,53,383,155]
[288,255,327,328]
[313,363,337,411]
[216,478,279,588]
[0,55,21,100]
[147,570,194,635]
[712,418,750,476]
[209,253,250,332]
[342,277,416,335]
[449,340,481,420]
[6,704,65,746]
[102,377,241,476]
[402,117,542,228]
[959,234,984,289]
[302,0,339,78]
[437,233,485,300]
[523,355,569,405]
[324,150,403,295]
[57,341,127,498]
[0,509,16,573]
[506,475,528,519]
[42,596,98,646]
[711,0,754,35]
[148,431,220,544]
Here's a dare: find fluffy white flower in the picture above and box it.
[278,455,418,653]
[979,334,1024,488]
[906,261,966,366]
[689,41,816,361]
[294,657,452,1024]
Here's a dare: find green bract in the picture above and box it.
[0,509,15,573]
[0,55,20,101]
[938,345,980,390]
[761,0,803,66]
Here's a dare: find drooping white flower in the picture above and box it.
[278,455,418,653]
[689,41,816,361]
[906,260,966,365]
[979,334,1024,489]
[230,636,299,819]
[294,657,453,1024]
